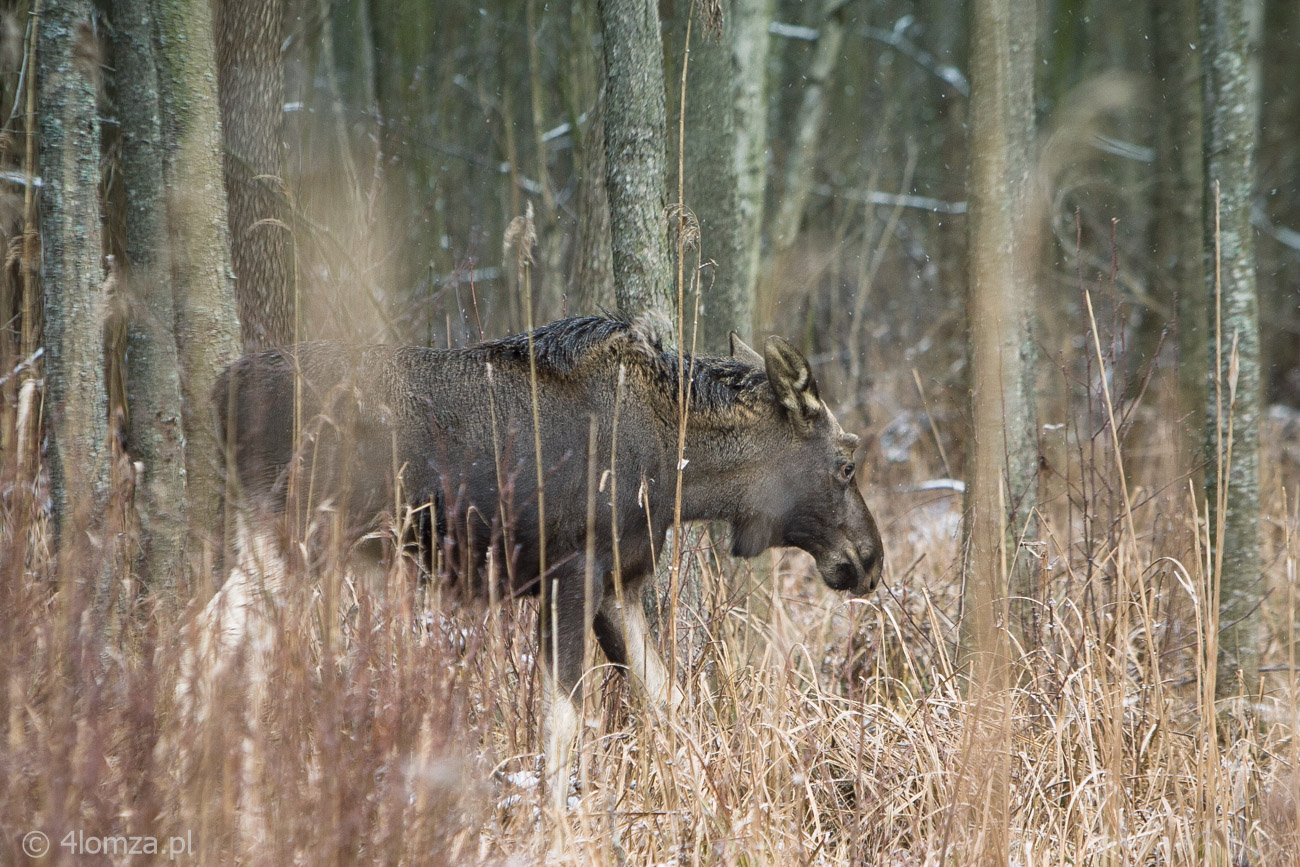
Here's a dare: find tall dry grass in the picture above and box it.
[2,334,1298,865]
[3,4,1296,861]
[4,71,1298,857]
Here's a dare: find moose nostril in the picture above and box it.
[833,561,858,590]
[861,548,879,576]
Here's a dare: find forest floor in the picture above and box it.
[2,402,1299,865]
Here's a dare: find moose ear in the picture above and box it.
[730,331,765,368]
[764,336,822,429]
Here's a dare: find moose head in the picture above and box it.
[725,332,884,597]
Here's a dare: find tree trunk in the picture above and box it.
[769,0,847,251]
[598,0,672,324]
[669,2,749,354]
[957,3,1036,856]
[1149,0,1204,466]
[570,0,614,315]
[1257,0,1300,406]
[215,0,293,351]
[154,0,245,571]
[574,91,616,315]
[1202,0,1262,699]
[601,0,707,653]
[113,0,190,587]
[960,0,1038,672]
[730,0,773,342]
[38,0,108,556]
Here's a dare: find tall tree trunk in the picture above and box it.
[525,0,566,319]
[570,0,612,315]
[670,2,748,354]
[601,0,706,652]
[1257,0,1300,406]
[960,0,1038,670]
[216,0,293,350]
[957,2,1036,856]
[1149,0,1204,465]
[599,0,672,324]
[113,0,190,587]
[1202,0,1262,699]
[38,0,108,556]
[667,1,771,634]
[574,92,615,314]
[154,0,244,572]
[0,11,23,459]
[730,0,772,341]
[367,0,441,335]
[769,0,848,251]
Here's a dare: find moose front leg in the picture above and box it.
[592,582,684,713]
[537,562,599,807]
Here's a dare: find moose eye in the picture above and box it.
[840,462,856,483]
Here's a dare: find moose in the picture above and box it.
[208,315,884,795]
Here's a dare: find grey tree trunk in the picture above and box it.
[38,0,108,554]
[1257,0,1300,407]
[667,1,770,634]
[730,0,772,341]
[575,92,616,315]
[154,0,244,569]
[956,2,1036,855]
[1202,0,1262,699]
[601,0,707,651]
[571,0,614,314]
[769,0,847,251]
[598,0,672,324]
[1149,0,1204,464]
[670,3,748,354]
[959,0,1038,672]
[114,0,190,587]
[215,0,294,351]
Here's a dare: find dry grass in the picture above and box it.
[4,4,1297,861]
[2,385,1298,865]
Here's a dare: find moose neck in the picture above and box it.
[672,413,766,528]
[639,347,772,527]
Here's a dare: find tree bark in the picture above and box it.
[571,0,614,314]
[1202,0,1262,698]
[575,92,616,315]
[730,0,772,342]
[1257,0,1300,406]
[956,2,1036,856]
[215,0,293,350]
[598,0,672,325]
[38,0,108,554]
[154,0,244,569]
[1149,0,1204,464]
[113,0,190,586]
[669,2,749,354]
[960,0,1038,672]
[769,0,847,251]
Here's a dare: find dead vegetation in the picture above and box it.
[2,354,1298,864]
[2,4,1297,859]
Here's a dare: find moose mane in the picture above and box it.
[461,315,772,420]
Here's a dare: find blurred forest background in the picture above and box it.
[3,0,1300,862]
[4,0,1299,559]
[5,0,1296,582]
